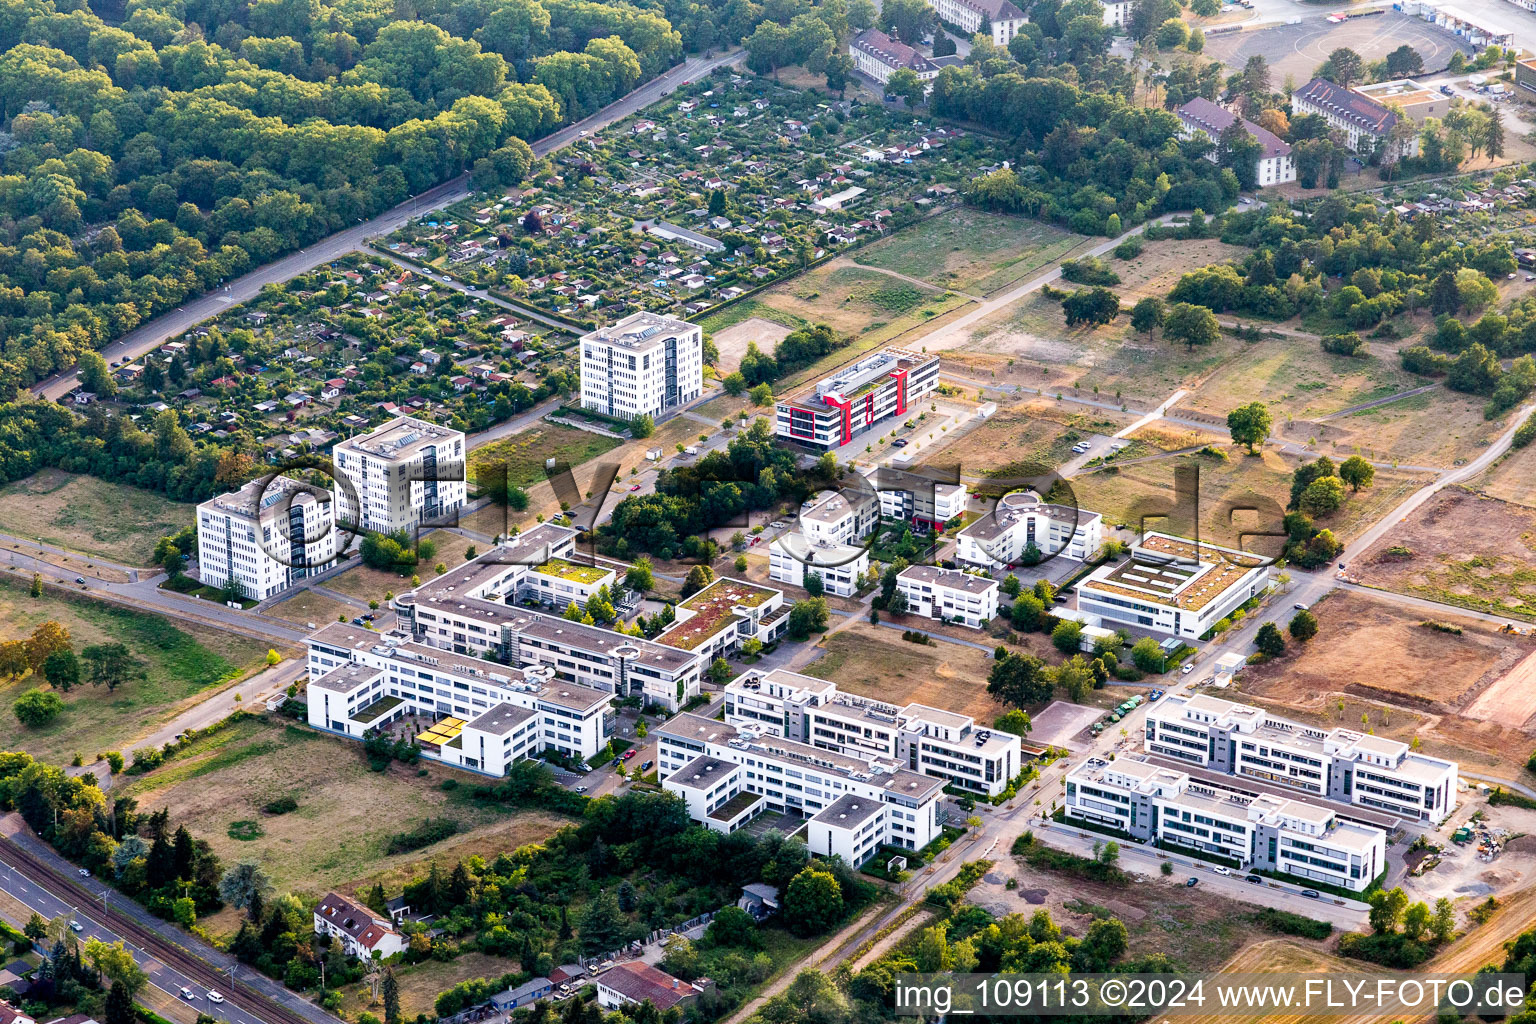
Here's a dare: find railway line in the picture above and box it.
[0,835,328,1024]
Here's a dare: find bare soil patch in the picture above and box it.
[799,620,1003,723]
[1355,488,1536,621]
[712,316,792,373]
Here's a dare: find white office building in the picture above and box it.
[334,416,466,534]
[1076,533,1271,640]
[579,312,703,421]
[956,493,1102,570]
[775,347,940,451]
[654,577,791,661]
[1177,98,1296,187]
[1144,693,1459,824]
[196,475,337,600]
[305,623,615,771]
[849,29,940,87]
[1065,756,1387,892]
[657,713,947,860]
[895,565,999,628]
[876,476,969,530]
[769,489,878,597]
[723,668,1024,798]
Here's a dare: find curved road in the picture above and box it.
[33,50,744,403]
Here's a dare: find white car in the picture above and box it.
[1181,664,1194,675]
[180,989,195,1001]
[1214,866,1233,876]
[207,991,224,1004]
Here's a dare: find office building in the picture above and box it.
[894,564,999,628]
[1292,78,1419,160]
[1144,693,1458,824]
[1076,533,1271,640]
[769,489,878,596]
[196,475,337,600]
[334,415,466,534]
[1065,756,1387,891]
[305,622,615,769]
[579,312,703,421]
[654,577,790,660]
[722,668,1023,798]
[657,713,946,859]
[956,493,1102,570]
[876,475,969,530]
[775,347,940,451]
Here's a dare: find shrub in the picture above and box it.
[1252,907,1333,940]
[387,818,460,854]
[262,796,299,815]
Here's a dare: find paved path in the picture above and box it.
[1316,384,1441,422]
[365,248,576,334]
[30,51,744,403]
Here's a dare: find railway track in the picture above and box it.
[0,836,323,1024]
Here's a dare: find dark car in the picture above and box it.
[1245,875,1262,885]
[640,760,654,772]
[1300,889,1321,899]
[1185,877,1198,887]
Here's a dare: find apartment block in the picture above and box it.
[305,623,616,768]
[956,493,1102,570]
[314,892,407,958]
[1144,693,1458,824]
[1065,756,1386,891]
[334,415,466,534]
[926,0,1028,45]
[775,348,940,451]
[894,564,999,628]
[654,577,790,660]
[1176,97,1295,187]
[769,489,879,596]
[1292,77,1419,160]
[197,475,336,601]
[1076,533,1270,640]
[849,29,939,87]
[578,312,703,421]
[657,713,946,860]
[723,668,1023,798]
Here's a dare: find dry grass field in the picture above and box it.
[852,208,1090,295]
[342,952,522,1021]
[0,469,192,566]
[324,529,482,603]
[265,588,357,627]
[799,620,1004,722]
[1354,488,1536,621]
[755,261,971,346]
[124,716,572,900]
[1479,443,1536,508]
[1297,388,1512,470]
[941,400,1138,479]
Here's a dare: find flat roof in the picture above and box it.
[467,702,537,735]
[958,493,1095,544]
[310,662,383,694]
[897,564,998,595]
[580,311,696,351]
[668,754,739,790]
[336,414,463,462]
[200,474,330,522]
[658,712,740,746]
[812,793,883,828]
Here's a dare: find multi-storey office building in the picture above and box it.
[877,478,969,531]
[722,669,1023,798]
[654,577,790,660]
[196,475,337,600]
[956,493,1103,570]
[894,565,999,628]
[304,623,615,770]
[578,312,703,421]
[656,713,946,860]
[1292,77,1419,159]
[1076,533,1271,640]
[1065,756,1386,891]
[333,416,466,534]
[769,489,878,596]
[775,348,939,451]
[390,526,705,710]
[1144,693,1459,824]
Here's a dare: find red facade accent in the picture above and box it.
[892,368,909,415]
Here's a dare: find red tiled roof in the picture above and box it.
[599,963,693,1010]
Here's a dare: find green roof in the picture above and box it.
[534,558,612,584]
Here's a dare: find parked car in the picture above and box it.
[74,576,85,584]
[1213,866,1232,876]
[1185,877,1198,887]
[1245,875,1262,885]
[640,760,654,772]
[621,749,637,760]
[575,786,589,794]
[1293,603,1308,611]
[1181,664,1194,675]
[1301,889,1321,899]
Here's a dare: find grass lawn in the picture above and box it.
[0,470,193,566]
[0,575,268,763]
[324,530,481,603]
[697,298,808,335]
[469,423,623,492]
[123,716,574,899]
[341,953,521,1021]
[853,208,1089,295]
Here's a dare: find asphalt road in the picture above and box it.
[32,50,745,403]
